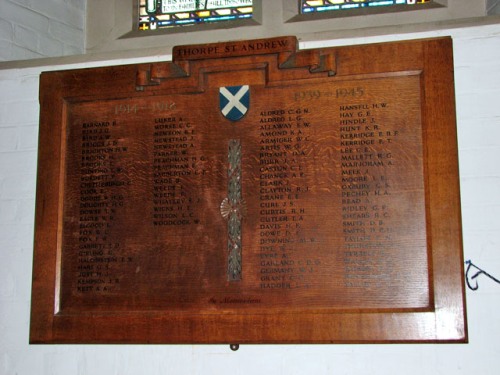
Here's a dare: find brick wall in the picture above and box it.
[0,0,85,62]
[1,24,500,375]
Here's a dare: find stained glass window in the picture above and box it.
[138,0,253,31]
[300,0,431,14]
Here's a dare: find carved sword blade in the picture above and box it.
[220,139,245,281]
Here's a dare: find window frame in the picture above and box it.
[126,0,262,37]
[85,0,494,56]
[286,0,445,23]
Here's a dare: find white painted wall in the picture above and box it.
[1,23,500,375]
[0,0,86,62]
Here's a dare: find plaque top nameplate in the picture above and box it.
[173,36,297,61]
[30,36,466,344]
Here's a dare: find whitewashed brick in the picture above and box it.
[0,0,85,61]
[1,350,44,375]
[0,100,39,126]
[460,176,500,207]
[0,225,19,248]
[0,127,18,152]
[1,173,36,200]
[38,33,64,58]
[0,40,13,61]
[48,20,84,49]
[9,0,33,8]
[0,200,18,224]
[10,44,44,60]
[11,257,33,300]
[15,199,34,224]
[455,91,500,120]
[455,64,500,94]
[30,1,85,30]
[17,125,38,150]
[459,147,500,178]
[0,269,16,299]
[463,233,500,261]
[0,1,49,34]
[0,224,33,250]
[454,35,500,67]
[0,352,12,375]
[0,295,31,349]
[13,25,38,51]
[0,76,39,104]
[63,43,84,57]
[0,151,37,176]
[458,118,500,150]
[43,353,80,375]
[0,19,14,41]
[65,0,86,12]
[461,204,500,233]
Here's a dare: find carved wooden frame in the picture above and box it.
[30,36,467,344]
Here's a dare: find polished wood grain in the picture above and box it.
[30,36,467,344]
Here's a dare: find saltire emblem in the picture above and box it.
[219,85,250,121]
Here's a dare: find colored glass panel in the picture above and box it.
[300,0,431,14]
[138,0,253,30]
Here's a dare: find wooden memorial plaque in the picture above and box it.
[31,36,467,344]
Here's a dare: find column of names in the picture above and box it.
[77,120,129,293]
[339,102,398,288]
[152,116,200,226]
[258,107,318,290]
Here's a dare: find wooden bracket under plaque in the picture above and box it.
[136,36,336,90]
[30,36,467,344]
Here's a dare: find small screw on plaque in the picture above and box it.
[230,344,239,351]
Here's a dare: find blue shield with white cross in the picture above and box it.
[219,85,250,122]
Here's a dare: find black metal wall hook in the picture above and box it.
[465,260,500,291]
